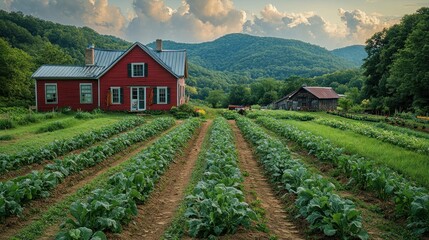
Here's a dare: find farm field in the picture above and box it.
[1,111,428,240]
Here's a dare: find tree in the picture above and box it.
[228,85,251,105]
[205,90,227,108]
[338,97,353,112]
[0,38,34,102]
[362,7,429,114]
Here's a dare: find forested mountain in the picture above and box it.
[331,45,366,66]
[0,10,129,65]
[149,33,356,79]
[362,7,429,114]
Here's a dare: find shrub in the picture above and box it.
[0,119,13,129]
[36,121,66,133]
[75,111,94,120]
[0,135,13,141]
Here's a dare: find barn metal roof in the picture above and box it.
[32,43,186,79]
[302,87,339,99]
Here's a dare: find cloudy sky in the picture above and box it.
[1,0,427,49]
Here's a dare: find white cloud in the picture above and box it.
[5,0,126,37]
[126,0,246,43]
[243,4,397,49]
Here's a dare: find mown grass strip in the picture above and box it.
[237,116,368,239]
[55,118,201,239]
[256,117,429,236]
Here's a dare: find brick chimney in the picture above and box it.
[156,39,162,52]
[85,44,95,65]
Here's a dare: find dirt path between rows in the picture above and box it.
[109,120,211,240]
[0,124,177,240]
[228,121,304,240]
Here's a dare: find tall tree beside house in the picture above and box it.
[0,38,34,106]
[362,7,429,114]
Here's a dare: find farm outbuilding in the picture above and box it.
[274,86,339,111]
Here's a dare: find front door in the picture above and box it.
[130,87,146,111]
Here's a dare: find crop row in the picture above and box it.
[0,117,175,218]
[184,118,256,238]
[256,116,429,236]
[315,118,429,154]
[374,122,429,140]
[56,118,201,240]
[236,116,368,239]
[246,110,315,121]
[0,117,146,173]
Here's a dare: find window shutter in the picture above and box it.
[153,87,157,104]
[120,88,124,104]
[127,64,132,77]
[167,88,171,104]
[144,63,148,77]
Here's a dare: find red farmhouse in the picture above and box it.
[32,40,187,112]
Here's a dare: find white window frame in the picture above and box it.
[157,87,168,104]
[111,87,121,104]
[45,83,58,104]
[131,63,145,77]
[80,83,93,104]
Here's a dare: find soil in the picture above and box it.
[108,120,211,240]
[228,121,304,240]
[0,123,177,240]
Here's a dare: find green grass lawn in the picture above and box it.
[284,120,429,188]
[0,113,128,154]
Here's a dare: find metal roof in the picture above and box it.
[302,87,339,99]
[154,50,186,77]
[32,43,186,79]
[32,65,105,79]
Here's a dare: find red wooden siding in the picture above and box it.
[36,80,98,111]
[99,46,178,111]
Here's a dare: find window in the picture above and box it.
[157,87,167,104]
[80,83,92,104]
[111,87,121,104]
[132,63,145,77]
[45,84,57,104]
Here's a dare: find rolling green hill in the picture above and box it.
[150,33,357,79]
[331,45,367,66]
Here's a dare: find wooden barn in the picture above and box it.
[32,40,187,112]
[274,87,339,111]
